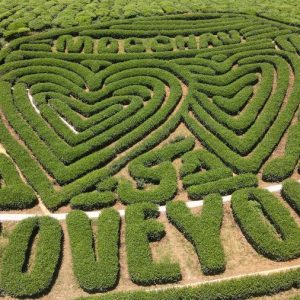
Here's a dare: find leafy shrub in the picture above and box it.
[125,202,181,285]
[282,179,300,215]
[118,138,194,205]
[71,191,116,210]
[75,266,300,300]
[67,209,120,292]
[263,121,300,182]
[166,194,225,275]
[0,216,62,297]
[0,153,37,209]
[231,187,300,260]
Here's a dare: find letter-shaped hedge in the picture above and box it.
[125,202,181,285]
[180,150,257,199]
[118,138,194,205]
[166,194,225,275]
[0,154,37,209]
[0,217,62,297]
[231,187,300,261]
[66,209,120,292]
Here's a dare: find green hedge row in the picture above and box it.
[194,63,274,135]
[0,13,298,211]
[192,55,288,155]
[66,209,120,292]
[166,194,225,275]
[79,21,258,39]
[0,83,56,209]
[184,50,300,174]
[118,138,194,205]
[231,187,300,261]
[125,203,181,285]
[70,176,119,210]
[71,191,116,210]
[0,153,37,209]
[282,179,300,215]
[263,120,300,182]
[0,58,184,191]
[187,173,258,199]
[275,33,300,53]
[213,85,253,115]
[19,43,52,52]
[76,266,300,300]
[0,216,62,297]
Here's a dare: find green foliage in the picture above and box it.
[96,177,118,192]
[0,8,298,300]
[0,217,62,297]
[187,173,258,199]
[1,0,300,41]
[124,38,146,53]
[0,12,298,213]
[166,194,225,275]
[118,138,194,205]
[0,154,37,209]
[56,35,94,53]
[263,120,300,182]
[66,209,120,292]
[180,150,258,199]
[282,179,300,215]
[231,187,300,261]
[71,191,116,210]
[125,202,181,285]
[77,266,300,299]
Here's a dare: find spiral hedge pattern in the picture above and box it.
[0,12,299,211]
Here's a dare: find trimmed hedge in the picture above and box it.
[263,120,300,182]
[0,216,62,298]
[166,194,225,275]
[282,179,300,215]
[231,187,300,261]
[56,35,94,54]
[187,173,258,199]
[183,49,300,174]
[125,202,181,285]
[118,138,194,205]
[275,33,300,53]
[71,191,116,210]
[75,267,300,300]
[0,56,188,209]
[179,149,257,199]
[66,209,120,292]
[0,153,37,209]
[0,11,298,215]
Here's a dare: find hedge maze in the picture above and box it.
[0,12,299,299]
[1,13,299,211]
